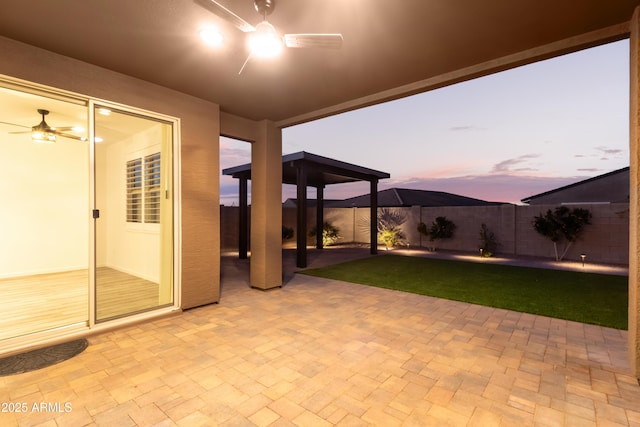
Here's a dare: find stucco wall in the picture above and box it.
[0,36,221,308]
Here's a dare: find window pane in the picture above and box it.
[144,152,161,224]
[126,158,142,223]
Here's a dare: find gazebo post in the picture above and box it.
[316,185,324,249]
[370,179,378,255]
[239,175,248,259]
[296,164,308,268]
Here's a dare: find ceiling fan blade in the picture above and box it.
[56,132,85,141]
[0,121,30,129]
[284,34,343,49]
[195,0,255,33]
[8,131,31,134]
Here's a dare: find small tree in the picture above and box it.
[479,223,497,257]
[532,206,591,261]
[417,216,456,250]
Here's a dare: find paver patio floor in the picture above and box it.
[1,249,639,426]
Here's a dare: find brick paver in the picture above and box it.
[1,250,638,426]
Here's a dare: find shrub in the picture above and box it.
[379,228,403,249]
[417,216,456,241]
[309,221,341,246]
[479,223,497,257]
[417,216,456,250]
[282,225,294,240]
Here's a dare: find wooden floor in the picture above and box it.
[0,268,161,341]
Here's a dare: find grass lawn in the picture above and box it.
[300,254,629,330]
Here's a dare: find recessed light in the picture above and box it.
[200,27,223,47]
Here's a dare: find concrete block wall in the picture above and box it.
[221,202,630,265]
[515,203,629,264]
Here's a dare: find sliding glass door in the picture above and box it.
[0,80,177,347]
[94,105,174,322]
[0,86,90,340]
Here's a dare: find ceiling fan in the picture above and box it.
[197,0,343,73]
[2,109,84,143]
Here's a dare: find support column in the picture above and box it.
[316,185,324,250]
[370,179,378,255]
[296,165,308,268]
[629,6,640,379]
[239,176,248,259]
[250,120,282,289]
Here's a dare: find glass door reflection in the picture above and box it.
[0,87,89,340]
[94,107,173,322]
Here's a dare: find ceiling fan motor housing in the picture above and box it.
[254,0,276,16]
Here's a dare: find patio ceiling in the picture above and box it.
[0,1,637,126]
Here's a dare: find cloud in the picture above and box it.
[577,168,600,172]
[449,125,486,132]
[490,154,540,173]
[220,146,251,168]
[596,146,624,156]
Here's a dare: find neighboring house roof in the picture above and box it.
[282,199,344,208]
[520,167,630,205]
[285,188,505,208]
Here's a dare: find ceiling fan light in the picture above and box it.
[249,21,283,58]
[32,131,56,144]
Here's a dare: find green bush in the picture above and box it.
[418,216,456,250]
[418,216,456,240]
[379,228,403,249]
[309,221,341,246]
[282,225,294,240]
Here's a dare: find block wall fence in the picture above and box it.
[220,203,630,265]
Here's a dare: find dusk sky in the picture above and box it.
[220,39,629,206]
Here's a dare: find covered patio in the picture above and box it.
[1,0,640,414]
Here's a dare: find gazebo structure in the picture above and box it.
[223,151,390,268]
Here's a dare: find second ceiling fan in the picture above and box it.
[198,0,343,73]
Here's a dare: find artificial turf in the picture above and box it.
[299,254,628,330]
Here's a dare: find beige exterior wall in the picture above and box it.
[629,6,640,377]
[0,36,221,309]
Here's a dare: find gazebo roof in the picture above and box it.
[222,151,390,186]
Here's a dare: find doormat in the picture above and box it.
[0,339,88,376]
